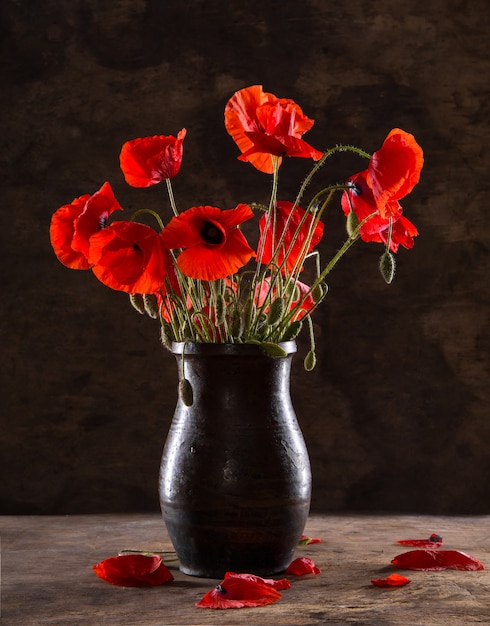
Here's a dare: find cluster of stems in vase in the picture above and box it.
[50,85,424,366]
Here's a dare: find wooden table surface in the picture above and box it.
[2,513,489,625]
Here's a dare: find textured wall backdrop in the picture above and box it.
[1,0,489,515]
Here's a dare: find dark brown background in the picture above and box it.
[1,0,488,515]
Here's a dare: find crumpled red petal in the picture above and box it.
[224,572,291,590]
[397,533,443,548]
[299,535,323,545]
[196,573,282,609]
[391,549,485,571]
[285,557,321,576]
[371,573,411,587]
[93,554,174,587]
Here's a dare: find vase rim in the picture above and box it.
[171,341,297,357]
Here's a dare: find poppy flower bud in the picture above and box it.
[129,293,146,315]
[282,320,303,341]
[231,310,244,338]
[160,324,173,350]
[379,251,396,284]
[143,294,159,319]
[304,350,317,371]
[311,282,328,303]
[267,297,285,326]
[214,293,227,325]
[346,209,360,238]
[179,378,194,407]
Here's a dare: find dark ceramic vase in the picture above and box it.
[159,341,311,578]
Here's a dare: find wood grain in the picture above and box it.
[2,514,489,625]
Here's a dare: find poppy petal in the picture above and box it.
[196,575,282,609]
[299,535,323,545]
[224,572,291,590]
[371,573,411,587]
[50,195,92,269]
[285,557,321,576]
[397,533,443,548]
[391,549,484,571]
[367,128,424,217]
[93,554,174,587]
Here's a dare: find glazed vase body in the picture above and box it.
[159,341,311,578]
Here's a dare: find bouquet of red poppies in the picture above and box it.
[50,85,423,367]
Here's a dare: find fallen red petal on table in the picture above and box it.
[392,549,485,571]
[196,574,282,609]
[371,573,411,587]
[397,533,443,548]
[285,557,321,576]
[224,571,291,589]
[299,535,323,545]
[93,554,174,586]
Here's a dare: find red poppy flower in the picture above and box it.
[258,201,324,272]
[120,130,186,188]
[397,533,443,548]
[225,85,323,174]
[371,573,410,588]
[93,554,174,587]
[366,128,424,218]
[161,204,255,281]
[196,573,282,609]
[341,170,418,252]
[88,221,169,294]
[285,557,321,576]
[391,549,485,571]
[50,182,123,269]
